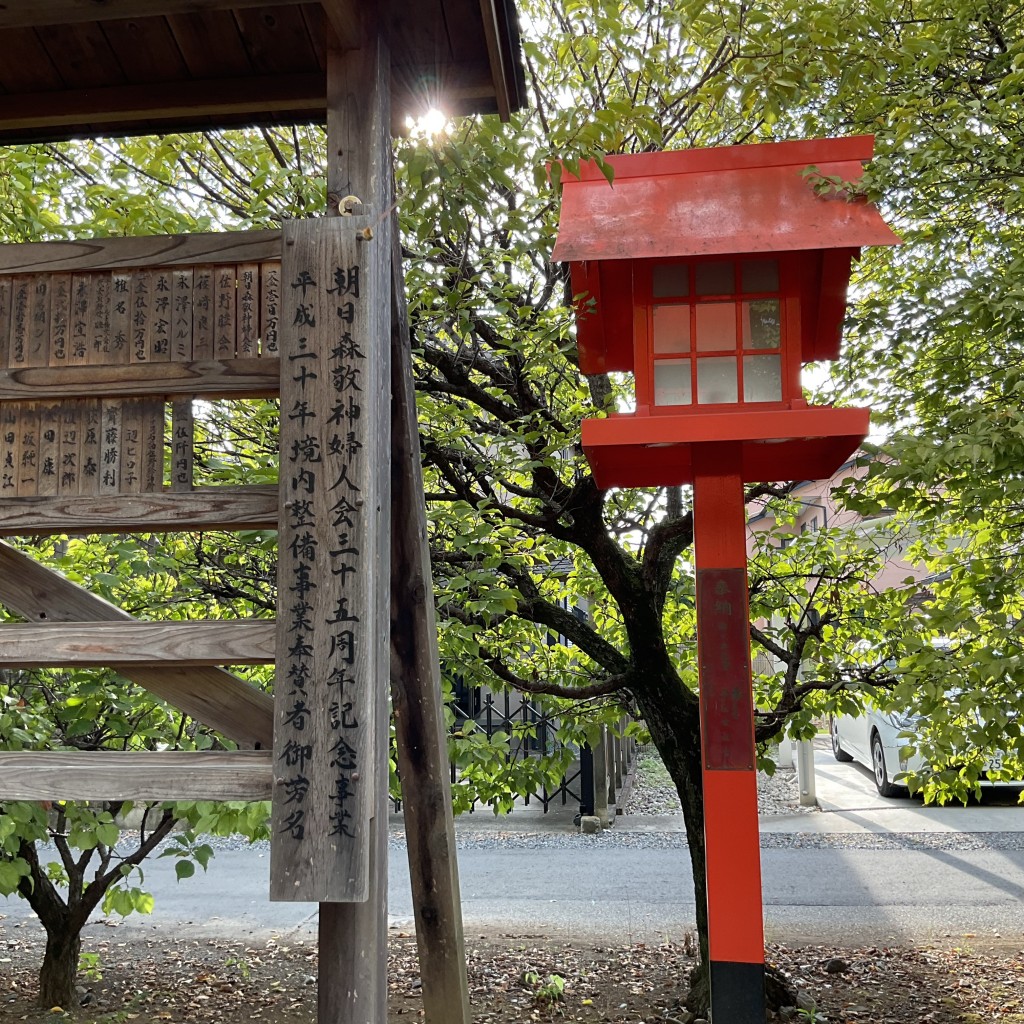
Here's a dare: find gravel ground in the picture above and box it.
[621,750,811,817]
[118,749,1024,855]
[5,930,1021,1024]
[413,829,1024,851]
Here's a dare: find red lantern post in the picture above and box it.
[553,137,899,1022]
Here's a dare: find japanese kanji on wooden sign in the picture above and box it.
[271,218,388,903]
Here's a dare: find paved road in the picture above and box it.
[3,747,1021,948]
[808,745,1024,825]
[3,840,1023,949]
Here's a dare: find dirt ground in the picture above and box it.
[2,924,1022,1024]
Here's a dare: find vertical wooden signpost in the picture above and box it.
[271,215,386,903]
[269,17,393,1019]
[0,4,527,1024]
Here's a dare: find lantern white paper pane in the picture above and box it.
[654,359,693,406]
[653,264,689,298]
[741,259,779,293]
[744,299,782,349]
[697,358,738,404]
[695,302,737,351]
[743,354,782,402]
[695,262,735,296]
[653,304,691,354]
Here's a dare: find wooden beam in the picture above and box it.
[319,0,361,50]
[389,215,471,1022]
[478,0,512,122]
[0,620,276,668]
[0,486,278,536]
[0,751,272,802]
[0,358,279,401]
[0,1,306,29]
[0,544,273,748]
[0,74,323,136]
[0,230,280,276]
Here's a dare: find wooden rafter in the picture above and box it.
[0,74,323,136]
[0,1,306,29]
[477,0,513,122]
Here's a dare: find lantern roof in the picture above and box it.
[0,1,527,145]
[551,136,899,264]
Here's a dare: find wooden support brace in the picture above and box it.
[389,213,472,1023]
[0,542,274,748]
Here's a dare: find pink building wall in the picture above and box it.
[745,456,933,593]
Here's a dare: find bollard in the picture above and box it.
[776,736,794,769]
[796,738,817,807]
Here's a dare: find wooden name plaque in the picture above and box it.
[0,231,282,499]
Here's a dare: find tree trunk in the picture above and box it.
[38,923,81,1010]
[632,670,710,1004]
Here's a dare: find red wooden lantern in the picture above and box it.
[554,137,899,1024]
[552,136,899,488]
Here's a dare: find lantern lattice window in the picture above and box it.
[643,257,794,410]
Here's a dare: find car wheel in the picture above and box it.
[830,717,853,762]
[871,732,903,798]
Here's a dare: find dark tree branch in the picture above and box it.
[504,566,632,675]
[483,646,629,699]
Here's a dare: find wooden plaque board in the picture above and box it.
[270,216,388,903]
[0,239,281,499]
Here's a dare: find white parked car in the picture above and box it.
[829,707,1013,798]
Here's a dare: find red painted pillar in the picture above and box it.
[692,442,765,1024]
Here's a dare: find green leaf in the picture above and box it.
[174,860,196,882]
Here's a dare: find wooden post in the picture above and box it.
[692,442,765,1024]
[292,15,391,1024]
[389,218,472,1023]
[593,726,609,826]
[606,727,617,811]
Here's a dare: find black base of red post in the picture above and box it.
[710,961,767,1021]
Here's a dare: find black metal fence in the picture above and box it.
[391,689,638,816]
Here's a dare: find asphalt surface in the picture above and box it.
[1,748,1021,949]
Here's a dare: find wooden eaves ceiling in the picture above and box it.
[0,0,526,144]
